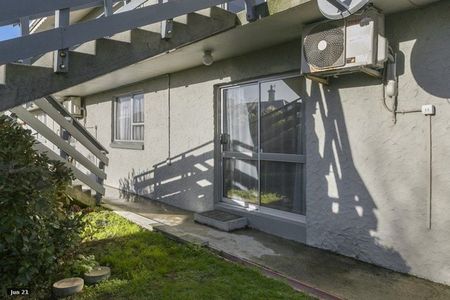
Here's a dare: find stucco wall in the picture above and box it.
[81,0,450,285]
[305,1,450,285]
[83,41,300,212]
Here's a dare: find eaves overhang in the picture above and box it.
[54,0,439,98]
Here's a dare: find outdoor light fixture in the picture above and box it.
[202,50,214,66]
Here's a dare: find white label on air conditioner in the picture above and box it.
[346,17,375,66]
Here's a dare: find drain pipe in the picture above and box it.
[428,114,433,229]
[383,54,436,229]
[166,73,172,166]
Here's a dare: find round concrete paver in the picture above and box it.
[84,266,111,285]
[53,277,84,298]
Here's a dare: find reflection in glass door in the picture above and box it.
[220,75,305,215]
[221,84,259,208]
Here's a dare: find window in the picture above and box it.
[114,94,144,142]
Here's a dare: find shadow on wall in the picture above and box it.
[118,141,214,211]
[304,79,410,273]
[386,0,450,100]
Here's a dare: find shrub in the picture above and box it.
[0,116,83,296]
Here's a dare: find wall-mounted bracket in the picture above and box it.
[306,74,329,85]
[54,8,70,73]
[360,67,382,79]
[54,49,69,73]
[160,0,173,39]
[161,19,173,39]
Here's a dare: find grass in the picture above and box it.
[64,209,311,300]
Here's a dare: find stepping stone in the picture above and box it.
[84,266,111,285]
[194,210,247,232]
[53,277,84,298]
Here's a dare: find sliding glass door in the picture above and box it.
[220,75,305,215]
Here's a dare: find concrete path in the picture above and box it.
[102,186,450,300]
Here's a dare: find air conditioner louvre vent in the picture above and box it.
[303,21,345,69]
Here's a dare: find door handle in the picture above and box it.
[220,133,229,145]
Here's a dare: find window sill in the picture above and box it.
[110,141,144,150]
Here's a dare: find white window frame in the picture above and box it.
[114,93,145,142]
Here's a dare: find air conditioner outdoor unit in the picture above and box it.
[301,8,387,78]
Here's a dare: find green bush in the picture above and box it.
[0,116,83,296]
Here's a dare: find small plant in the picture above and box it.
[63,254,99,277]
[0,116,83,296]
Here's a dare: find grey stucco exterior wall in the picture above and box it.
[82,41,301,212]
[81,1,450,285]
[305,1,450,285]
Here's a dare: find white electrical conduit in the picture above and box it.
[382,49,435,229]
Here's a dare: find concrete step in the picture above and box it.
[69,180,96,206]
[139,22,162,34]
[73,184,83,191]
[33,52,53,68]
[73,40,97,55]
[106,30,132,43]
[139,19,189,38]
[94,38,133,58]
[194,210,248,232]
[173,14,188,25]
[81,186,92,197]
[138,8,234,37]
[67,185,96,207]
[196,7,236,20]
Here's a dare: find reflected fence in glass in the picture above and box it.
[260,78,303,155]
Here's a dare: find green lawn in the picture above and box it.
[65,209,311,300]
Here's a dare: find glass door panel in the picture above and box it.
[223,158,259,207]
[222,83,259,208]
[260,161,303,214]
[220,76,305,215]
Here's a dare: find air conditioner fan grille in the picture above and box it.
[303,22,345,69]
